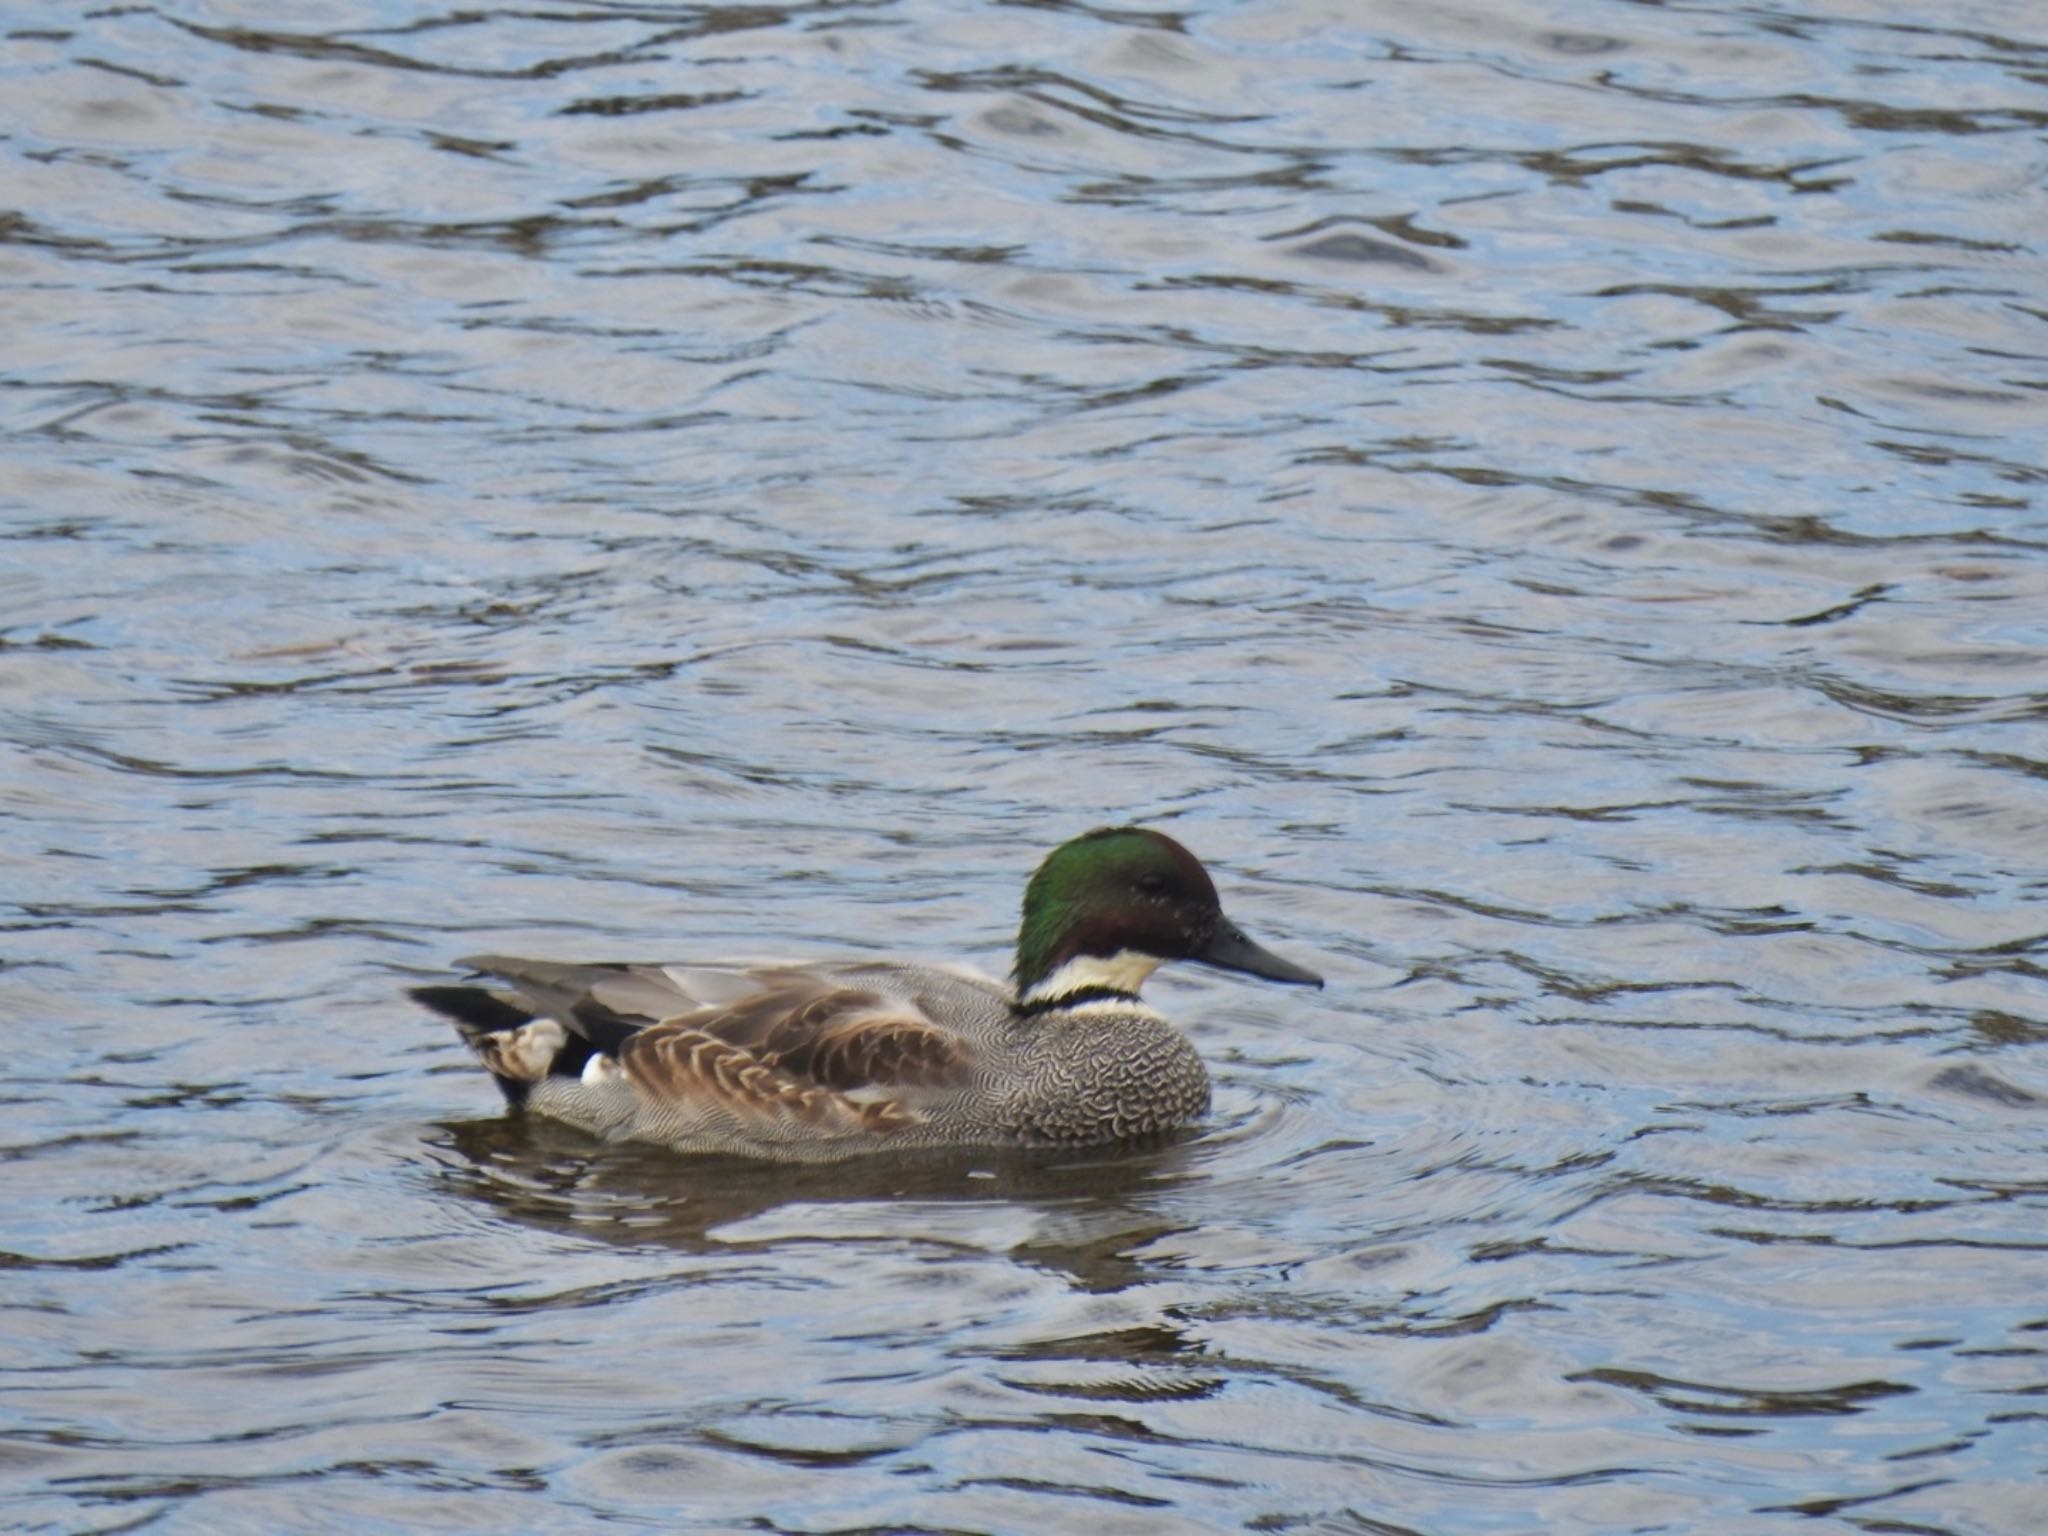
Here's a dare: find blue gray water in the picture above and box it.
[3,2,2045,1531]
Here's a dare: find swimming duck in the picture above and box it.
[410,826,1322,1161]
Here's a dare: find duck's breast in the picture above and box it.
[993,1009,1210,1145]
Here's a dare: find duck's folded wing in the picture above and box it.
[701,982,971,1091]
[615,1022,922,1137]
[458,957,973,1083]
[457,957,976,1139]
[612,983,974,1144]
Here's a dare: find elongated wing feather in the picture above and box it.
[782,1007,967,1090]
[617,1024,918,1137]
[679,982,970,1092]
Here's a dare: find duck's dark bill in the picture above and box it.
[1196,922,1323,987]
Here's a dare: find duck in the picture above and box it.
[409,825,1322,1162]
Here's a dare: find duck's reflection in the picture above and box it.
[425,1114,1205,1289]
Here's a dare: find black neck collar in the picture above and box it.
[1014,985,1141,1018]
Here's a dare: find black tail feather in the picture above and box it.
[409,984,533,1040]
[409,984,598,1107]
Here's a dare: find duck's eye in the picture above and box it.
[1134,872,1169,897]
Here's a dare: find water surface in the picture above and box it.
[3,1,2045,1532]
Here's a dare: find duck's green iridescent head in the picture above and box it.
[1013,826,1323,1006]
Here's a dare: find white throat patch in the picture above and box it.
[1021,949,1162,1007]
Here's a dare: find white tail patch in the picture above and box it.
[477,1018,567,1082]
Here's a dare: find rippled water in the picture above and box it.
[5,1,2046,1531]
